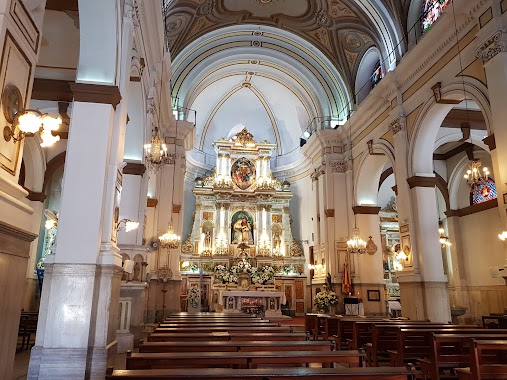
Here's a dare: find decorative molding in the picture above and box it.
[330,160,350,173]
[25,189,46,202]
[147,198,158,207]
[69,83,122,110]
[0,220,37,242]
[173,204,181,213]
[445,198,497,217]
[123,163,146,176]
[388,115,405,135]
[482,134,496,151]
[475,31,505,64]
[407,176,436,189]
[352,206,381,215]
[431,82,461,105]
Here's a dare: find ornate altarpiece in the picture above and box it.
[180,128,306,315]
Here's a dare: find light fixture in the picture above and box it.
[307,261,324,270]
[438,221,451,247]
[159,221,181,249]
[4,109,62,147]
[144,127,172,172]
[498,231,507,241]
[116,218,139,232]
[347,227,367,254]
[463,160,489,190]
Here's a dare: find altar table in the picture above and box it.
[219,290,286,318]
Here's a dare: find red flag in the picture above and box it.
[342,258,353,295]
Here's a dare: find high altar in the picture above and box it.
[180,128,306,316]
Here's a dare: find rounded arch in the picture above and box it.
[409,81,492,177]
[355,142,396,206]
[43,152,66,194]
[21,138,46,192]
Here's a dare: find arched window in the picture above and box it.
[472,178,497,205]
[421,0,452,33]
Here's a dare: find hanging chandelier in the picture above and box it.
[347,227,367,254]
[463,160,489,190]
[144,128,172,171]
[159,222,181,249]
[438,221,451,248]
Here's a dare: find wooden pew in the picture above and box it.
[138,340,333,353]
[305,314,318,338]
[369,324,478,367]
[420,333,507,380]
[161,319,268,324]
[17,312,38,351]
[167,312,254,318]
[126,350,366,370]
[147,332,308,342]
[158,322,279,328]
[154,326,291,333]
[455,339,507,380]
[106,366,417,380]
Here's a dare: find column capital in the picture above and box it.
[483,133,496,151]
[123,163,146,176]
[476,30,506,64]
[69,83,122,109]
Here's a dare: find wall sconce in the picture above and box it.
[308,259,324,270]
[2,86,62,147]
[116,219,139,232]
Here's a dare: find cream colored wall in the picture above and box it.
[460,208,505,287]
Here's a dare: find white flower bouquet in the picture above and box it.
[188,286,200,308]
[314,290,339,313]
[250,265,275,285]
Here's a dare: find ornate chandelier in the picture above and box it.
[144,128,172,171]
[347,227,367,254]
[159,222,181,249]
[463,160,489,190]
[438,221,451,248]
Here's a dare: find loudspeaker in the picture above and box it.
[124,260,135,274]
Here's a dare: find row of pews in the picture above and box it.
[106,312,417,379]
[306,314,507,380]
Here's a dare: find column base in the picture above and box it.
[28,347,88,380]
[398,276,451,322]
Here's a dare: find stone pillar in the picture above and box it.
[352,207,385,315]
[389,115,450,322]
[475,25,507,273]
[28,87,123,380]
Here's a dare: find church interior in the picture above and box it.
[1,0,507,379]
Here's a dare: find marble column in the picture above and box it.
[28,87,123,380]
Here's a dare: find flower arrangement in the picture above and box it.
[214,265,239,284]
[236,258,252,272]
[314,290,339,313]
[251,265,275,285]
[189,264,199,273]
[188,286,200,308]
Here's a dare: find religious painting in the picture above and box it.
[231,157,256,190]
[401,235,413,268]
[367,290,381,302]
[231,211,254,244]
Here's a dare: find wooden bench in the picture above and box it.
[154,326,291,333]
[368,324,478,367]
[147,332,308,342]
[161,319,268,324]
[138,340,333,353]
[158,322,279,328]
[419,333,507,380]
[126,350,366,370]
[106,366,417,380]
[455,339,507,380]
[17,312,38,351]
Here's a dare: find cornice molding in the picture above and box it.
[353,206,381,215]
[123,162,146,176]
[69,83,122,110]
[407,176,436,188]
[0,220,37,242]
[445,198,497,217]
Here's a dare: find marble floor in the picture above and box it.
[12,349,127,380]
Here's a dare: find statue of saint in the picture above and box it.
[233,217,253,243]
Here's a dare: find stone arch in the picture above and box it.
[409,81,492,177]
[355,142,395,206]
[21,137,46,193]
[42,152,66,194]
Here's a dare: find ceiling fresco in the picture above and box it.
[164,0,405,95]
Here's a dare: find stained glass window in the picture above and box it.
[371,61,382,89]
[472,178,497,205]
[421,0,452,33]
